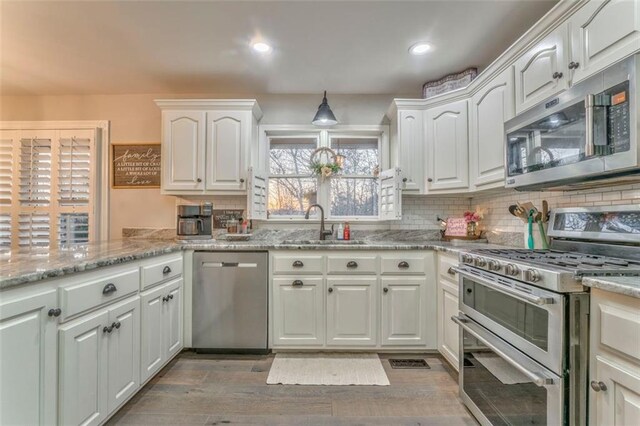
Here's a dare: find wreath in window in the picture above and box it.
[309,147,343,181]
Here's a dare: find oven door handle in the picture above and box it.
[452,266,556,306]
[452,315,556,387]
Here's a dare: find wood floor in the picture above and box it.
[107,352,478,426]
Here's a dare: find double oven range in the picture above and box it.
[452,205,640,425]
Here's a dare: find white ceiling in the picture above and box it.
[1,0,558,96]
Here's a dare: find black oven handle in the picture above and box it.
[452,315,556,387]
[452,266,556,306]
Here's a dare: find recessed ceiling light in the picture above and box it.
[252,42,272,54]
[409,42,432,56]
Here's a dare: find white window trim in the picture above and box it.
[0,120,110,242]
[260,124,389,223]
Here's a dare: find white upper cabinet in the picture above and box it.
[569,0,640,85]
[470,67,515,189]
[388,106,425,192]
[156,100,262,195]
[206,111,248,191]
[425,99,469,192]
[514,25,569,114]
[161,110,206,191]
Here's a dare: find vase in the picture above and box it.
[467,222,477,237]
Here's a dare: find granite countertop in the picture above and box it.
[582,276,640,299]
[0,229,508,290]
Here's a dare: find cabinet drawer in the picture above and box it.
[327,255,377,275]
[59,268,140,321]
[439,255,459,283]
[141,254,183,289]
[272,254,324,274]
[380,254,427,275]
[597,298,640,363]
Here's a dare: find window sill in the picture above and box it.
[258,217,389,224]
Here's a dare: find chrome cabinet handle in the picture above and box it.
[552,71,563,79]
[452,266,556,306]
[292,260,304,268]
[328,287,333,293]
[163,266,172,274]
[48,308,62,317]
[447,267,456,276]
[585,94,595,157]
[398,261,410,269]
[452,315,556,387]
[102,283,117,295]
[590,381,607,392]
[292,280,303,287]
[346,261,358,268]
[568,61,580,70]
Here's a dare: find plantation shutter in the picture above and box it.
[0,132,14,206]
[18,213,50,247]
[0,213,10,253]
[58,133,91,205]
[378,167,402,220]
[247,167,268,220]
[19,132,53,206]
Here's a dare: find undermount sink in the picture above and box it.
[282,239,366,245]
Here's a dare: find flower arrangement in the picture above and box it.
[310,161,342,180]
[463,211,483,223]
[309,147,342,181]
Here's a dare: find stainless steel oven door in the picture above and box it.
[454,314,564,426]
[455,265,565,374]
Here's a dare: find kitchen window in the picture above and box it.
[0,126,103,252]
[254,126,400,222]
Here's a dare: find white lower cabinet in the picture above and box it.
[58,310,110,426]
[438,279,459,369]
[140,278,183,383]
[380,277,430,346]
[0,289,58,426]
[590,288,640,426]
[326,277,377,346]
[272,277,324,346]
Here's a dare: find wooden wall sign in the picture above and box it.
[112,144,161,188]
[445,218,468,237]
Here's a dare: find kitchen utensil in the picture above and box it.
[509,205,528,222]
[528,209,535,249]
[542,200,549,223]
[535,212,550,249]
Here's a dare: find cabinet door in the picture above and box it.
[591,356,640,425]
[569,0,640,84]
[381,277,429,346]
[205,111,247,191]
[425,99,469,191]
[326,277,377,346]
[162,110,205,191]
[470,67,514,189]
[58,310,109,426]
[514,26,568,114]
[0,290,57,426]
[438,280,460,370]
[272,277,324,346]
[163,279,183,360]
[140,284,165,383]
[397,109,425,192]
[107,297,140,413]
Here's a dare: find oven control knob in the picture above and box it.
[524,269,541,283]
[474,257,487,267]
[461,254,473,264]
[487,260,501,271]
[504,263,520,276]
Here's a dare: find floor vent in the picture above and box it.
[389,359,430,369]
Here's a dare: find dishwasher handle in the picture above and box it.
[201,262,258,268]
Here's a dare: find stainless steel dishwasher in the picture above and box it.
[192,251,268,353]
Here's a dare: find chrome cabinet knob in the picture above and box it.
[103,325,113,334]
[197,178,202,183]
[240,178,245,183]
[590,381,607,392]
[552,71,563,79]
[328,287,333,293]
[504,263,520,276]
[48,308,62,317]
[427,178,433,182]
[402,177,408,183]
[383,287,389,293]
[568,61,580,70]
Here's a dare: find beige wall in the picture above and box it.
[1,93,395,239]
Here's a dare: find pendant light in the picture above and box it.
[312,91,338,126]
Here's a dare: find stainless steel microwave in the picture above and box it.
[505,55,640,190]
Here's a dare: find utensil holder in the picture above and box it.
[524,222,548,249]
